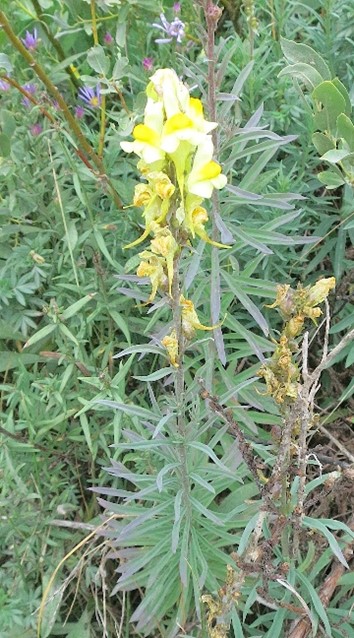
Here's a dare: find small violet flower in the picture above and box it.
[22,83,37,108]
[30,123,42,136]
[78,85,101,109]
[142,57,154,72]
[21,28,39,51]
[104,32,114,45]
[173,2,181,12]
[153,13,185,44]
[0,79,11,91]
[75,105,85,119]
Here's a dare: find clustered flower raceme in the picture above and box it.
[258,277,336,404]
[120,68,227,367]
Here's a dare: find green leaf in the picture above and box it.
[337,113,354,151]
[61,293,97,320]
[66,609,92,638]
[87,45,109,75]
[112,57,129,80]
[332,78,351,116]
[280,38,331,80]
[321,149,351,164]
[98,399,161,421]
[0,53,13,73]
[0,351,43,372]
[312,132,335,156]
[312,81,346,133]
[108,309,131,344]
[24,324,57,348]
[0,109,16,137]
[296,571,332,637]
[0,133,11,157]
[133,367,172,382]
[303,517,349,568]
[222,270,269,335]
[59,323,79,346]
[317,170,345,188]
[40,571,65,637]
[278,63,323,90]
[65,220,78,251]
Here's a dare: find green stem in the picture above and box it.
[0,10,123,210]
[170,227,191,517]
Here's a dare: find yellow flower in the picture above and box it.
[137,251,167,302]
[187,137,227,198]
[146,69,218,155]
[148,68,190,119]
[161,329,179,367]
[180,295,220,338]
[120,99,165,164]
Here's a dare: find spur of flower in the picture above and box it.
[78,85,101,109]
[153,13,185,44]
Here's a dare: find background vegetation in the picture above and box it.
[0,1,353,637]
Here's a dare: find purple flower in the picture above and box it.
[104,32,114,45]
[0,79,11,91]
[78,85,101,109]
[142,57,154,71]
[21,83,37,108]
[173,2,181,12]
[21,28,39,51]
[153,13,185,44]
[75,105,85,119]
[30,123,42,136]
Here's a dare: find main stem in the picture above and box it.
[170,226,191,514]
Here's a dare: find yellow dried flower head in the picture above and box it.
[161,329,179,367]
[150,229,178,295]
[266,284,294,318]
[148,171,175,199]
[180,295,220,338]
[30,250,45,264]
[133,183,153,207]
[284,316,304,339]
[306,277,336,306]
[137,252,167,302]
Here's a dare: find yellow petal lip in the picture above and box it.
[198,161,222,180]
[164,113,194,134]
[133,123,159,145]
